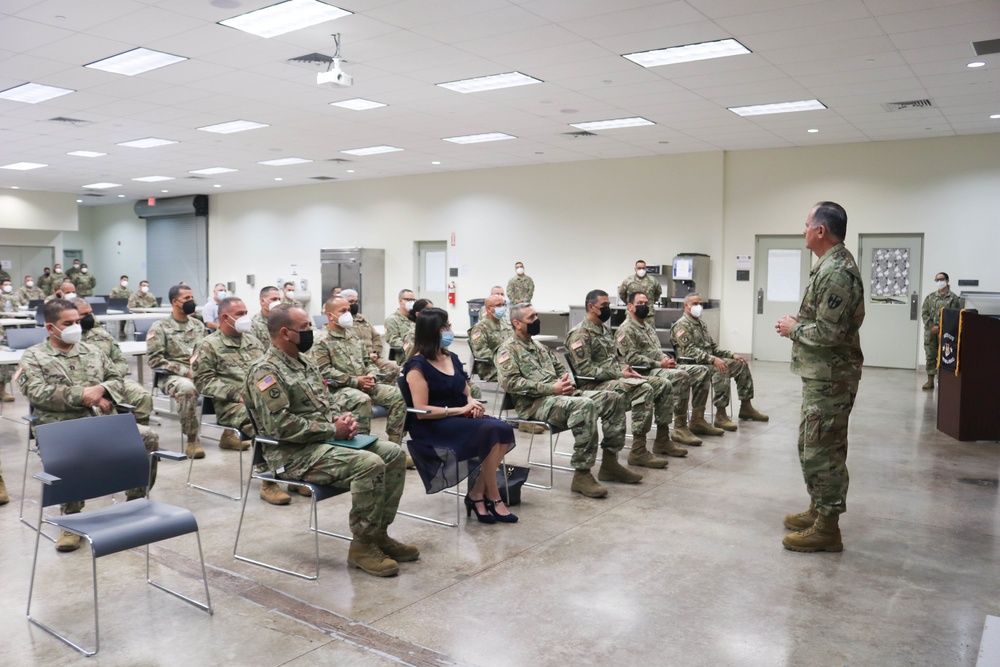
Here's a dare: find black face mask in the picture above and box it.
[80,313,96,331]
[44,270,50,275]
[293,329,314,353]
[182,299,197,315]
[596,305,612,323]
[349,303,359,316]
[634,305,649,319]
[526,319,542,337]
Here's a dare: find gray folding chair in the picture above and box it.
[496,392,568,490]
[186,395,245,500]
[5,326,48,349]
[27,413,211,657]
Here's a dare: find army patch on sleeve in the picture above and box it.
[190,351,199,365]
[570,340,583,350]
[675,328,685,337]
[819,287,849,323]
[827,294,843,309]
[403,342,411,350]
[256,374,277,392]
[269,387,281,399]
[616,330,626,343]
[146,329,156,340]
[497,352,510,364]
[13,366,22,382]
[471,331,482,340]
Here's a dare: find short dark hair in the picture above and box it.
[168,284,191,302]
[510,303,532,322]
[585,289,608,307]
[214,282,226,290]
[635,260,646,266]
[936,272,950,281]
[811,201,847,240]
[140,280,149,286]
[44,298,76,324]
[412,307,450,361]
[267,303,298,337]
[218,296,244,317]
[120,275,128,280]
[628,291,647,304]
[1,278,10,284]
[283,281,294,289]
[409,298,433,321]
[259,285,279,299]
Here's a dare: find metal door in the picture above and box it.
[752,236,812,362]
[415,241,447,307]
[858,234,923,369]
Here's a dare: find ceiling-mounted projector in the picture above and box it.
[317,57,353,86]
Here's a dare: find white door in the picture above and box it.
[858,234,923,369]
[752,236,812,362]
[415,241,447,308]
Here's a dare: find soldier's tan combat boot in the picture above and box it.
[784,500,818,531]
[782,513,843,553]
[518,422,547,435]
[292,485,312,497]
[376,530,420,562]
[571,470,608,498]
[186,436,205,459]
[55,530,81,552]
[347,538,399,577]
[387,434,402,444]
[627,437,669,469]
[738,400,769,422]
[0,473,9,505]
[405,454,416,469]
[671,414,702,446]
[689,407,725,436]
[652,431,688,458]
[922,374,935,390]
[713,407,738,432]
[219,429,249,450]
[598,452,643,483]
[0,383,14,402]
[259,481,291,505]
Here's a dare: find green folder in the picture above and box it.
[326,434,379,449]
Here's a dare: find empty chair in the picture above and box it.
[133,317,155,341]
[107,298,129,313]
[88,302,108,316]
[6,327,48,350]
[27,299,44,310]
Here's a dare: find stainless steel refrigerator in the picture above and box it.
[320,248,386,325]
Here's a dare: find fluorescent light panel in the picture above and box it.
[1,162,47,170]
[570,117,655,131]
[131,176,174,182]
[67,151,106,157]
[330,98,386,110]
[0,82,74,103]
[257,157,312,166]
[340,145,403,156]
[85,48,187,76]
[189,167,237,175]
[443,132,516,144]
[624,38,750,68]
[82,182,122,189]
[437,72,542,94]
[219,0,352,38]
[117,137,178,148]
[729,99,826,116]
[197,120,269,134]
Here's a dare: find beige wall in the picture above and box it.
[65,203,148,295]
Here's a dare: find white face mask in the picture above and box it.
[935,280,948,291]
[233,314,253,334]
[636,269,646,278]
[55,323,82,345]
[54,268,62,273]
[26,281,34,288]
[81,267,88,273]
[2,285,11,293]
[403,299,415,311]
[140,285,149,293]
[121,280,128,287]
[338,312,354,328]
[285,291,295,300]
[690,304,704,318]
[516,267,525,276]
[217,290,228,300]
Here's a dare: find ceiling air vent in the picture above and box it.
[310,176,336,180]
[185,176,208,180]
[81,193,105,198]
[326,158,352,163]
[563,131,598,138]
[49,116,92,126]
[972,38,1000,56]
[882,99,934,112]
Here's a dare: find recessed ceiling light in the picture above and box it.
[1,162,47,170]
[67,150,107,158]
[161,190,169,193]
[117,194,125,197]
[967,61,986,68]
[340,145,403,156]
[443,132,516,144]
[275,177,283,181]
[623,38,751,68]
[729,99,826,116]
[431,161,441,165]
[82,182,122,189]
[189,167,238,175]
[258,157,312,166]
[991,114,1000,119]
[117,137,178,148]
[570,117,655,131]
[0,82,74,104]
[346,169,355,173]
[85,47,187,76]
[807,128,819,133]
[11,186,20,189]
[437,72,542,94]
[213,184,222,188]
[197,120,269,134]
[131,176,174,182]
[330,98,387,111]
[76,199,83,203]
[219,0,352,38]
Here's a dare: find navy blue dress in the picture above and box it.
[403,353,515,493]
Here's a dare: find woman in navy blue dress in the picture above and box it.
[403,307,518,524]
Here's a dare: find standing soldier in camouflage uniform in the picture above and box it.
[341,289,398,382]
[37,268,55,296]
[128,281,158,309]
[920,271,961,390]
[16,275,46,304]
[497,303,632,498]
[109,275,132,301]
[251,285,282,344]
[280,281,302,307]
[469,294,509,382]
[72,263,97,296]
[0,281,19,402]
[147,284,206,459]
[384,288,415,360]
[309,296,406,444]
[506,262,534,307]
[777,201,865,553]
[567,290,679,469]
[618,260,662,312]
[65,260,81,282]
[244,304,416,577]
[616,291,720,445]
[0,278,19,311]
[671,293,768,431]
[16,299,159,551]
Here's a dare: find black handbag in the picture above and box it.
[468,464,530,506]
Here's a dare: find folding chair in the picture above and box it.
[496,392,568,490]
[468,351,501,416]
[132,317,155,342]
[27,413,211,657]
[233,410,351,580]
[5,326,48,350]
[185,395,245,500]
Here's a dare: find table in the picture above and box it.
[128,307,172,314]
[2,310,37,318]
[97,312,167,322]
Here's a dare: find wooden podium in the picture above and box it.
[937,311,1000,441]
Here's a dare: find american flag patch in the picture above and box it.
[256,375,276,392]
[471,331,482,340]
[497,352,510,364]
[675,328,685,337]
[570,340,583,350]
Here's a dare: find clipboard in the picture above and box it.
[326,434,378,449]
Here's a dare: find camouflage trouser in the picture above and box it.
[370,384,406,438]
[676,364,711,411]
[374,357,400,384]
[924,330,939,374]
[330,387,374,432]
[161,375,199,436]
[797,378,857,517]
[467,379,482,400]
[0,364,12,385]
[532,390,626,469]
[215,400,253,436]
[283,440,406,539]
[109,380,153,425]
[590,376,672,437]
[63,423,160,514]
[709,358,754,408]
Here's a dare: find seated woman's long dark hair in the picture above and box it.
[412,307,449,360]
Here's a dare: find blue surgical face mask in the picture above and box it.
[440,331,455,348]
[493,306,507,320]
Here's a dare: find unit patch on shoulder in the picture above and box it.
[570,340,584,350]
[269,387,281,399]
[146,329,156,340]
[471,331,482,340]
[190,352,199,365]
[675,328,685,337]
[497,352,510,364]
[616,330,626,343]
[256,374,277,392]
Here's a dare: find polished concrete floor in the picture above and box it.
[1,340,998,666]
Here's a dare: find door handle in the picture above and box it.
[910,291,918,321]
[757,288,764,315]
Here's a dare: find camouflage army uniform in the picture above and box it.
[16,285,46,304]
[250,311,270,346]
[617,274,662,312]
[244,347,405,539]
[506,274,535,306]
[37,273,56,296]
[16,339,159,512]
[192,329,266,433]
[921,288,961,374]
[789,242,865,517]
[109,285,133,300]
[128,290,158,309]
[0,291,20,313]
[0,268,11,282]
[146,315,205,437]
[65,266,81,283]
[353,313,399,381]
[308,327,405,440]
[468,315,508,382]
[478,304,513,331]
[566,317,672,440]
[616,316,711,416]
[281,295,303,307]
[73,271,97,296]
[384,310,413,355]
[671,313,754,409]
[496,334,625,469]
[82,324,129,376]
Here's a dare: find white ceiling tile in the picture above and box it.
[875,0,999,33]
[863,0,980,16]
[716,0,871,36]
[559,2,709,40]
[744,18,888,51]
[887,19,1000,51]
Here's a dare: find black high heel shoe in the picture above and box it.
[465,495,496,524]
[484,498,519,523]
